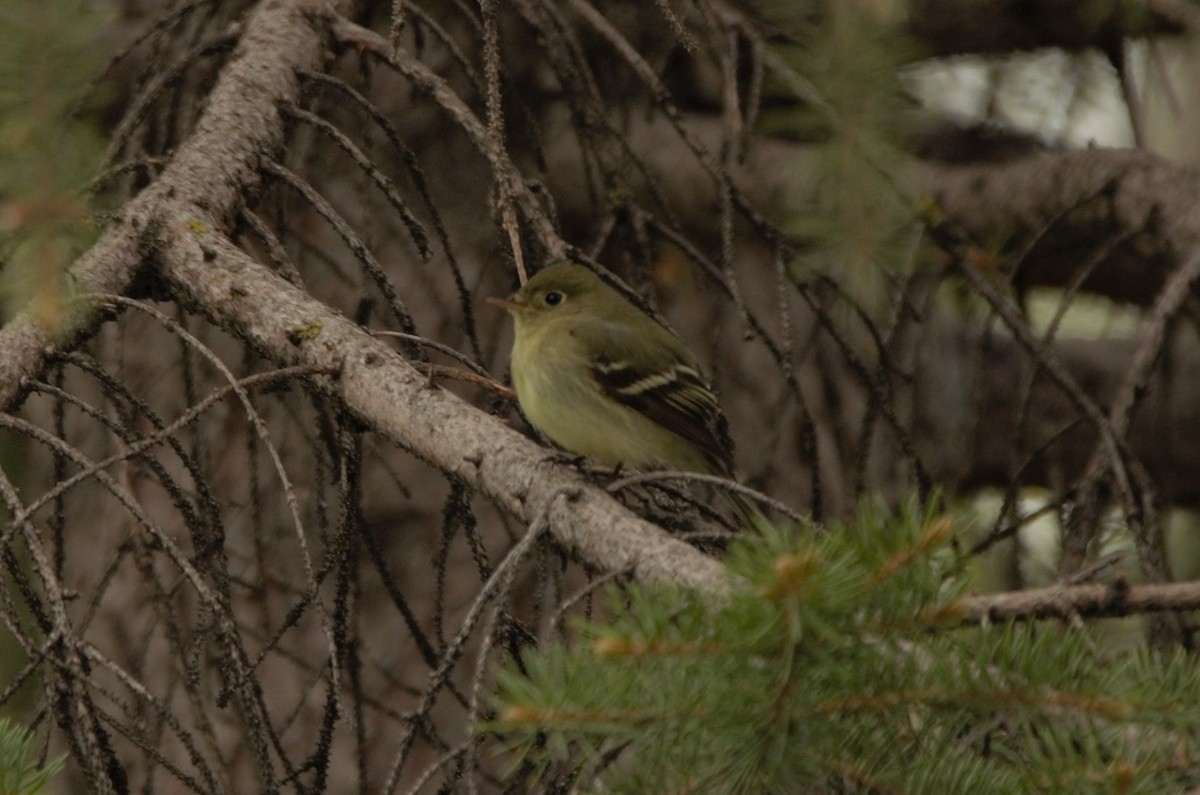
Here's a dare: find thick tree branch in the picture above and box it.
[548,115,1200,310]
[0,0,729,595]
[0,0,339,409]
[921,147,1200,306]
[905,0,1197,58]
[954,578,1200,622]
[153,225,730,594]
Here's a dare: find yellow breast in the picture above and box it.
[509,318,708,472]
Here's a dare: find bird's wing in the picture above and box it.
[571,319,734,474]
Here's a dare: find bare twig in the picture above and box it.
[954,579,1200,623]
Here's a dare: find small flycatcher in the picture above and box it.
[488,262,737,480]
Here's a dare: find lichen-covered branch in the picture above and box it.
[155,224,731,595]
[0,0,341,409]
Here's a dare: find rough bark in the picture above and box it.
[0,0,334,409]
[905,0,1197,57]
[154,224,730,593]
[957,578,1200,621]
[920,147,1200,307]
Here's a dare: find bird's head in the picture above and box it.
[487,262,609,330]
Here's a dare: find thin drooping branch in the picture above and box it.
[1058,249,1200,576]
[911,327,1200,509]
[329,16,568,262]
[0,0,345,410]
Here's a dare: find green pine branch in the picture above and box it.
[0,718,63,795]
[486,500,1200,793]
[0,0,108,324]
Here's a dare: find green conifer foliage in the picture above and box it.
[490,502,1200,793]
[0,718,63,795]
[0,0,107,325]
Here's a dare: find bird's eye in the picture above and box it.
[544,291,564,306]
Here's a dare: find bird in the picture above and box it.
[487,261,743,494]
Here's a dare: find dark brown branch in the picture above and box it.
[954,578,1200,622]
[920,147,1200,307]
[1059,250,1200,576]
[905,0,1197,58]
[329,16,567,261]
[550,115,1200,311]
[913,323,1200,508]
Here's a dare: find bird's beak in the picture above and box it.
[486,295,526,312]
